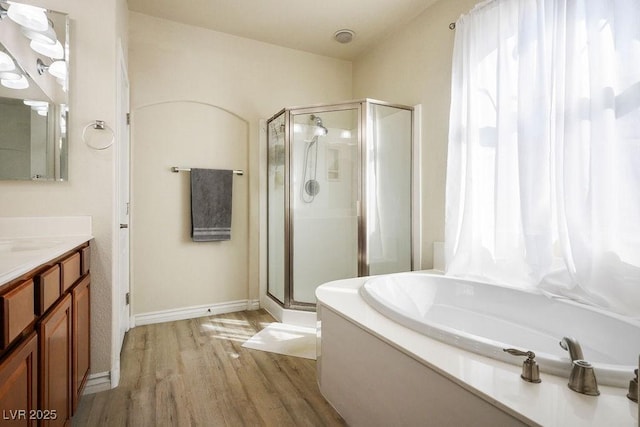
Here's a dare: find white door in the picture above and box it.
[116,43,131,356]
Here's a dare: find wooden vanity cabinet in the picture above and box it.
[38,295,72,427]
[0,242,90,426]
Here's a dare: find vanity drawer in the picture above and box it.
[60,252,81,293]
[80,246,91,275]
[1,279,36,348]
[35,265,61,315]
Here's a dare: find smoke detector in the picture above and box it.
[334,29,355,44]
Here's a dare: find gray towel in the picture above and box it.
[190,168,233,241]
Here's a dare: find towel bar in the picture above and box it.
[171,167,244,176]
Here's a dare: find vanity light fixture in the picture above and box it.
[6,2,48,32]
[36,57,66,80]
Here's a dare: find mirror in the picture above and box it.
[0,1,68,181]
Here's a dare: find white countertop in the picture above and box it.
[0,217,93,286]
[316,276,639,427]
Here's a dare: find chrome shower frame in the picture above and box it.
[267,99,414,311]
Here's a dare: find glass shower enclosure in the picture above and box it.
[267,99,413,310]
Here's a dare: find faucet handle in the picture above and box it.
[503,348,541,383]
[628,369,638,403]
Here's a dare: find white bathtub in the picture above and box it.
[316,274,639,426]
[360,272,640,388]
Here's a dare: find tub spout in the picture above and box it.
[559,337,600,396]
[559,337,584,362]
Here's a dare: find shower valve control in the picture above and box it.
[503,348,541,383]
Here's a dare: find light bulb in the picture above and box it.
[21,25,57,45]
[1,75,29,89]
[7,3,48,32]
[30,39,64,60]
[24,100,49,108]
[0,51,16,72]
[0,71,22,80]
[48,60,67,79]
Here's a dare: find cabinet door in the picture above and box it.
[0,332,38,427]
[71,276,90,414]
[39,295,71,427]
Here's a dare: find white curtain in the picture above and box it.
[445,0,640,316]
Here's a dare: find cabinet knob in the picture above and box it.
[119,224,128,229]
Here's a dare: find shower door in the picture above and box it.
[365,103,413,275]
[289,105,360,307]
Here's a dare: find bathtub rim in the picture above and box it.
[359,271,640,387]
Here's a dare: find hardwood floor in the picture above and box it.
[73,310,346,426]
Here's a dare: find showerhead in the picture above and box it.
[311,114,328,136]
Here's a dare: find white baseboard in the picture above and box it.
[247,299,260,311]
[261,295,317,328]
[133,299,261,327]
[83,371,112,395]
[110,360,120,388]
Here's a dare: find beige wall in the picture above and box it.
[128,13,352,316]
[353,0,477,269]
[132,102,250,314]
[0,0,128,375]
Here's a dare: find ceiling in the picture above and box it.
[127,0,440,60]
